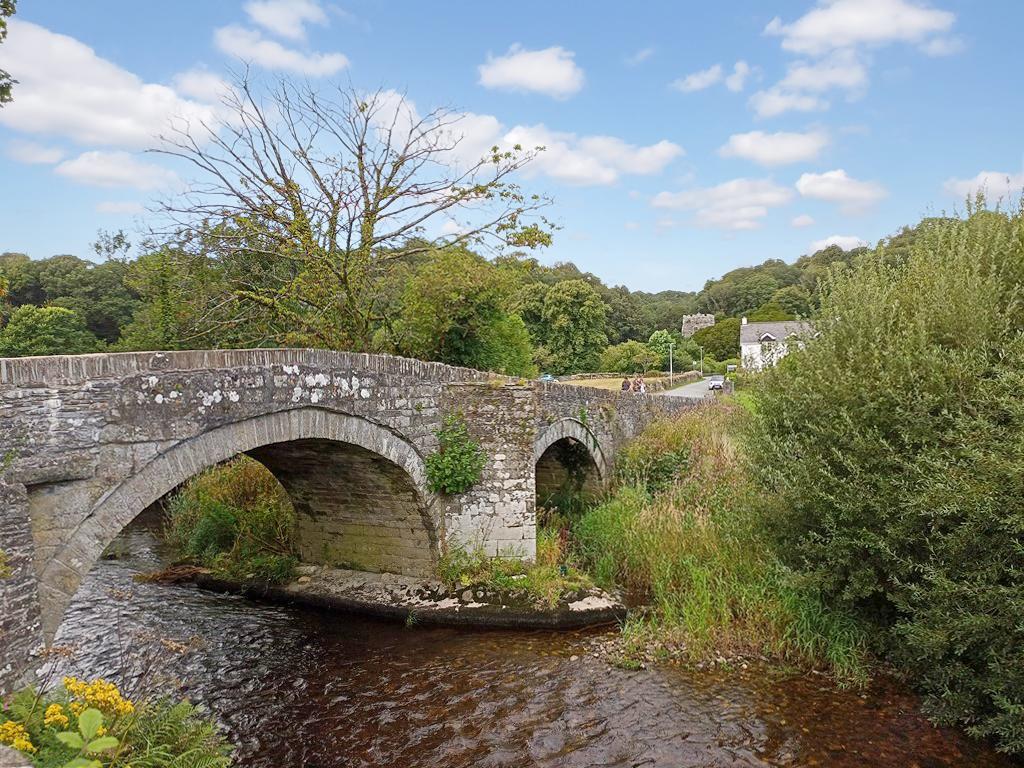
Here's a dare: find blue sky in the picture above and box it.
[1,0,1022,292]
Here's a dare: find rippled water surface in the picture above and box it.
[52,517,1018,767]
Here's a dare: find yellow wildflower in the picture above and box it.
[0,720,36,754]
[44,703,69,728]
[62,676,135,717]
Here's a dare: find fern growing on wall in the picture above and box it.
[425,414,487,494]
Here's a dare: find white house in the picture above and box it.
[739,317,812,371]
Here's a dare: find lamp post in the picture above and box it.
[699,346,704,376]
[668,342,675,385]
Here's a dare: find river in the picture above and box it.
[49,514,1016,767]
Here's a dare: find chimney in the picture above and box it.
[741,316,748,325]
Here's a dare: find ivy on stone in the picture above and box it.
[425,414,487,495]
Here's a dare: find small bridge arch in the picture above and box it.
[533,417,609,513]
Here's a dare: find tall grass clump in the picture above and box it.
[165,456,297,583]
[574,404,868,681]
[748,201,1024,752]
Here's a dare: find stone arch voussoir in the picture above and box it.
[532,418,609,481]
[38,408,433,640]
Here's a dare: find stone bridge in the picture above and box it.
[0,349,695,688]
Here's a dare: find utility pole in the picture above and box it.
[699,346,704,376]
[668,342,674,385]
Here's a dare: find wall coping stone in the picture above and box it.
[0,348,500,387]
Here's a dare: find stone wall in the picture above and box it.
[440,382,538,558]
[0,349,698,690]
[0,481,44,693]
[681,313,716,337]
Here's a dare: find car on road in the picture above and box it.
[707,374,725,391]
[538,373,557,383]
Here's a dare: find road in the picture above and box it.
[661,376,715,399]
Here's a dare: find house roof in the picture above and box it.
[740,320,813,344]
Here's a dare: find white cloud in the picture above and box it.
[96,201,145,215]
[214,25,348,76]
[0,20,224,149]
[719,130,829,166]
[749,87,827,118]
[778,50,868,93]
[243,0,327,41]
[943,170,1024,200]
[368,91,681,187]
[765,0,955,56]
[652,178,793,230]
[625,47,655,66]
[504,124,682,186]
[171,69,234,103]
[809,234,868,252]
[796,169,887,211]
[478,45,584,99]
[55,151,179,190]
[6,140,64,164]
[756,1,958,119]
[577,136,684,175]
[671,64,723,92]
[921,36,965,56]
[725,61,753,92]
[792,213,816,227]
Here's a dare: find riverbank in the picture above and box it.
[37,516,1016,768]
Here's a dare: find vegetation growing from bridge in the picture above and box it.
[425,415,487,495]
[164,457,297,584]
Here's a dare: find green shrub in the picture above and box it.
[573,406,868,680]
[165,456,296,583]
[437,533,591,608]
[425,415,487,494]
[747,204,1024,751]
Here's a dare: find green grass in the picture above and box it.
[438,527,593,608]
[164,456,298,584]
[573,404,869,683]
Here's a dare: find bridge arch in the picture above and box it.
[38,407,436,640]
[533,418,608,515]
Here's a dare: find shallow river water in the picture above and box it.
[50,516,1018,768]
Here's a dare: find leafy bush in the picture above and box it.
[0,678,231,766]
[0,305,103,357]
[599,340,660,373]
[573,406,868,679]
[747,204,1024,751]
[424,415,487,494]
[165,456,297,583]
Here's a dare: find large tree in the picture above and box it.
[154,78,553,351]
[392,246,534,376]
[540,279,608,374]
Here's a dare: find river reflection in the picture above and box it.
[51,516,1017,767]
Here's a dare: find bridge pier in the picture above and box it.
[0,481,45,692]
